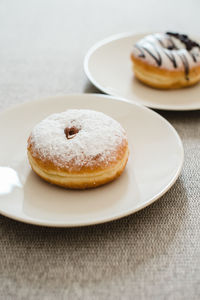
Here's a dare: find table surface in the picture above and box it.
[0,0,200,299]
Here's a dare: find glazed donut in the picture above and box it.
[131,32,200,89]
[27,109,129,189]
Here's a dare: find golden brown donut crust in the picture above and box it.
[27,147,129,189]
[131,54,200,89]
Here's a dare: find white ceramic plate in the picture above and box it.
[0,94,184,227]
[84,33,200,111]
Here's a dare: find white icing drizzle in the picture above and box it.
[29,109,127,171]
[132,33,200,78]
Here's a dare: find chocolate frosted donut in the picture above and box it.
[131,32,200,89]
[27,109,129,189]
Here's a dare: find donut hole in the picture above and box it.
[64,126,79,139]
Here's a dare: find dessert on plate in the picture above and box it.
[27,109,129,189]
[131,32,200,89]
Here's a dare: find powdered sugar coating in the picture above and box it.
[28,109,128,171]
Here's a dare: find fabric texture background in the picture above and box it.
[0,0,200,299]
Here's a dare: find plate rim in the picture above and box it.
[0,93,184,227]
[84,32,200,111]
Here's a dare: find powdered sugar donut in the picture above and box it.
[131,32,200,89]
[27,109,129,189]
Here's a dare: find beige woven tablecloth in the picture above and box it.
[0,1,200,299]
